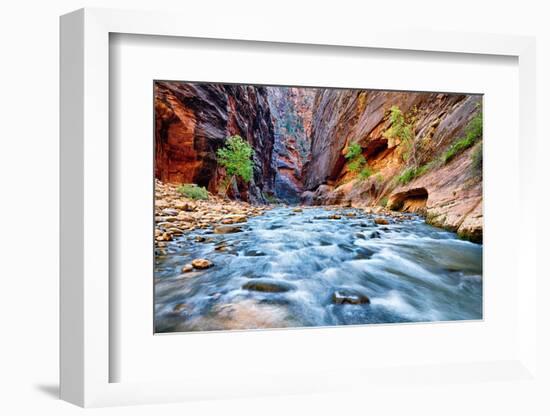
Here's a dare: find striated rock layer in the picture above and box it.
[155,81,277,203]
[266,87,315,202]
[154,81,483,242]
[302,90,483,242]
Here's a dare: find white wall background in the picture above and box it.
[0,1,548,415]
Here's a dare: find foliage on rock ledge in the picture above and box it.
[345,143,372,182]
[442,110,483,164]
[217,135,254,194]
[177,184,209,200]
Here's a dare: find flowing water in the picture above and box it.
[155,207,482,333]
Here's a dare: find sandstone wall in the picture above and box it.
[266,87,315,202]
[154,81,277,203]
[302,90,483,241]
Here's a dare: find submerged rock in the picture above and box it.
[370,231,382,239]
[243,249,266,257]
[242,280,295,293]
[332,289,370,305]
[172,303,188,313]
[354,248,375,260]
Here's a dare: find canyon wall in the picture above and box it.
[155,81,277,203]
[266,87,314,202]
[302,90,483,242]
[154,81,483,242]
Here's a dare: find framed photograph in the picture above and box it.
[60,8,540,408]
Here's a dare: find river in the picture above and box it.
[154,206,482,333]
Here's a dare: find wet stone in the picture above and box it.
[243,249,266,257]
[173,303,188,313]
[191,258,213,269]
[214,225,243,234]
[242,280,295,293]
[332,289,371,305]
[354,247,375,260]
[374,217,390,225]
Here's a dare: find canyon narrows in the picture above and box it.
[154,81,483,333]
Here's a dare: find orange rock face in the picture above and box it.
[154,81,483,241]
[302,90,483,242]
[154,81,277,203]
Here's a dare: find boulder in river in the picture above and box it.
[191,258,213,269]
[242,279,295,293]
[181,263,194,273]
[292,207,303,213]
[172,303,188,313]
[332,289,370,305]
[214,225,243,234]
[374,217,389,225]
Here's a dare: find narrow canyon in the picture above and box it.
[155,81,482,242]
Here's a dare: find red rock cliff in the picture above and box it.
[302,90,483,241]
[266,87,315,202]
[155,81,276,203]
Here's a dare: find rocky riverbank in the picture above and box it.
[155,181,271,254]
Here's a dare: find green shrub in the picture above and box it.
[358,166,372,181]
[348,155,366,173]
[375,173,384,184]
[383,106,415,162]
[344,142,367,174]
[177,184,209,200]
[443,111,482,164]
[471,141,483,175]
[397,167,417,185]
[379,197,388,207]
[217,135,254,194]
[415,160,437,177]
[345,143,362,160]
[396,160,436,185]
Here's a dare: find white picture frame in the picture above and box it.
[60,7,540,408]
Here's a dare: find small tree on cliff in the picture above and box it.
[383,105,417,164]
[345,142,372,181]
[216,135,254,195]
